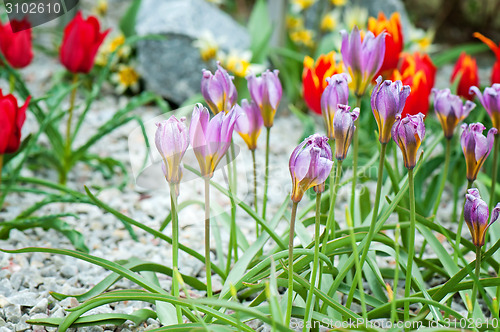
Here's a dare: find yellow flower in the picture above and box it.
[291,0,316,11]
[111,64,140,94]
[331,0,347,6]
[286,15,304,30]
[320,11,340,32]
[218,50,253,77]
[93,0,108,16]
[344,6,368,30]
[193,32,219,62]
[290,28,315,48]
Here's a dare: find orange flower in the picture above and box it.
[450,52,479,101]
[302,51,344,114]
[368,12,403,78]
[391,52,436,117]
[474,32,500,84]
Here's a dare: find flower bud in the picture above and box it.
[470,84,500,131]
[333,105,359,161]
[391,113,426,170]
[371,76,410,143]
[246,69,282,128]
[189,103,238,178]
[460,123,497,182]
[451,53,479,101]
[320,73,350,139]
[433,88,475,139]
[0,91,31,154]
[201,63,237,115]
[234,99,263,151]
[341,26,386,97]
[0,19,33,69]
[464,188,500,247]
[155,116,189,186]
[289,134,333,202]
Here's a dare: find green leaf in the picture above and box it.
[359,185,371,222]
[247,0,273,64]
[432,43,489,67]
[119,0,142,37]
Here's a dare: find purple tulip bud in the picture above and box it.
[246,69,282,128]
[433,88,475,139]
[234,99,264,151]
[333,105,359,161]
[155,116,189,188]
[460,123,497,182]
[321,73,350,139]
[464,188,499,247]
[371,76,411,144]
[201,62,238,115]
[392,113,426,170]
[341,26,386,97]
[289,134,333,202]
[470,84,500,131]
[189,103,238,178]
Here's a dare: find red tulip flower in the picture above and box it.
[0,91,30,155]
[0,19,33,69]
[302,51,344,114]
[391,52,436,117]
[474,32,500,84]
[60,11,109,74]
[451,52,479,100]
[368,12,403,79]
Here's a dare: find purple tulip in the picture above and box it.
[392,113,426,170]
[234,99,264,151]
[433,88,475,139]
[155,116,189,189]
[321,73,350,140]
[470,84,500,131]
[371,76,411,144]
[189,103,238,178]
[246,69,282,128]
[464,188,500,247]
[201,63,238,115]
[460,123,497,182]
[289,134,333,202]
[341,26,386,97]
[333,105,359,161]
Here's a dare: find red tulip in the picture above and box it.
[451,52,479,100]
[0,19,33,69]
[0,91,30,154]
[391,52,436,117]
[474,32,500,84]
[60,11,109,74]
[368,12,404,79]
[302,51,344,114]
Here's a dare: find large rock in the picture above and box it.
[136,0,250,104]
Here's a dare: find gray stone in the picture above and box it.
[60,264,78,278]
[4,304,21,323]
[14,315,30,331]
[8,291,38,307]
[0,280,12,297]
[29,298,48,315]
[0,325,13,332]
[0,317,5,327]
[50,307,65,319]
[135,0,250,104]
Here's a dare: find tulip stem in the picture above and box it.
[469,245,482,319]
[489,135,499,210]
[432,138,451,218]
[251,149,259,233]
[350,96,362,224]
[262,127,271,221]
[285,201,298,327]
[391,223,401,325]
[454,180,474,264]
[8,74,15,94]
[204,177,212,298]
[346,142,386,308]
[404,168,416,324]
[303,192,322,332]
[62,74,78,185]
[169,183,182,324]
